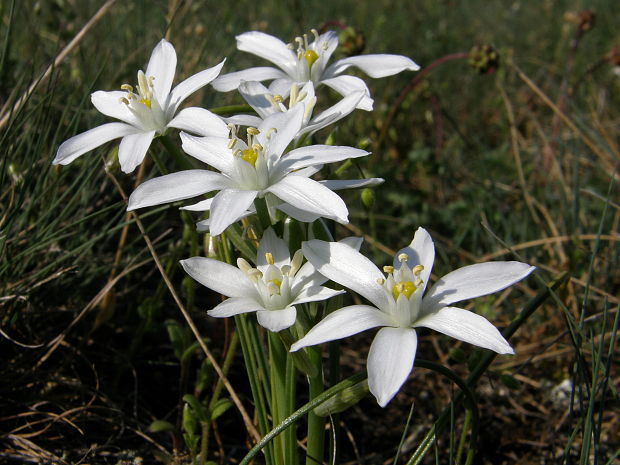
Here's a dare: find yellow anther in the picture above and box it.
[376,278,385,285]
[398,253,409,263]
[227,138,237,149]
[383,265,395,274]
[392,281,417,300]
[241,148,258,167]
[273,95,284,103]
[304,49,319,66]
[119,97,130,105]
[266,128,277,139]
[412,265,424,275]
[252,143,263,152]
[247,127,260,136]
[121,84,133,92]
[311,28,319,41]
[247,268,263,281]
[265,252,275,265]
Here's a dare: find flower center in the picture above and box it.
[379,254,425,302]
[120,70,155,109]
[392,281,417,300]
[241,148,258,167]
[288,28,327,72]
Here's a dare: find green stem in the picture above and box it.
[209,103,253,115]
[306,346,325,465]
[239,373,367,465]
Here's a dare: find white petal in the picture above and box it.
[277,145,369,173]
[256,307,297,332]
[118,130,156,173]
[181,257,256,298]
[208,189,258,236]
[367,327,418,407]
[414,306,514,354]
[268,78,294,96]
[211,67,288,92]
[257,227,290,271]
[168,59,226,113]
[238,81,281,118]
[180,133,235,174]
[325,54,420,79]
[53,123,138,166]
[321,76,373,110]
[310,31,339,83]
[423,262,536,312]
[224,114,263,127]
[301,91,364,137]
[181,198,212,211]
[266,176,349,223]
[91,91,141,126]
[320,178,384,190]
[291,286,344,305]
[236,31,297,76]
[145,39,177,102]
[301,240,389,309]
[276,203,321,223]
[394,227,435,293]
[208,297,262,317]
[290,305,395,352]
[257,104,304,159]
[168,107,228,137]
[127,170,228,210]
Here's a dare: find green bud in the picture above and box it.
[104,146,120,172]
[313,379,369,416]
[361,188,375,209]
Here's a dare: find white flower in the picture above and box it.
[211,29,419,111]
[53,39,228,173]
[226,80,364,143]
[127,104,376,235]
[181,228,361,332]
[291,227,535,407]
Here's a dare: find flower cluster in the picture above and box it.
[54,30,534,409]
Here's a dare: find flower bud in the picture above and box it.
[313,379,369,416]
[361,188,375,210]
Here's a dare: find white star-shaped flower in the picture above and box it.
[181,228,361,332]
[127,104,379,235]
[211,29,419,110]
[291,227,535,407]
[53,39,228,173]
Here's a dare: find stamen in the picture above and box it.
[383,265,395,273]
[227,138,237,149]
[237,258,253,273]
[247,269,263,281]
[290,84,299,105]
[121,84,133,92]
[311,28,319,41]
[265,128,277,139]
[273,95,284,103]
[252,143,263,152]
[281,265,291,275]
[412,265,424,275]
[265,252,275,265]
[376,278,385,285]
[247,127,260,136]
[119,97,130,105]
[398,253,409,263]
[289,250,304,276]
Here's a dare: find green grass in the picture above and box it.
[1,1,618,464]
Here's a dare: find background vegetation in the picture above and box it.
[1,0,618,463]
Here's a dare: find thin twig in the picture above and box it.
[0,0,117,130]
[104,168,261,442]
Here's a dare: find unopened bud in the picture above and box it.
[361,188,375,209]
[313,379,369,416]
